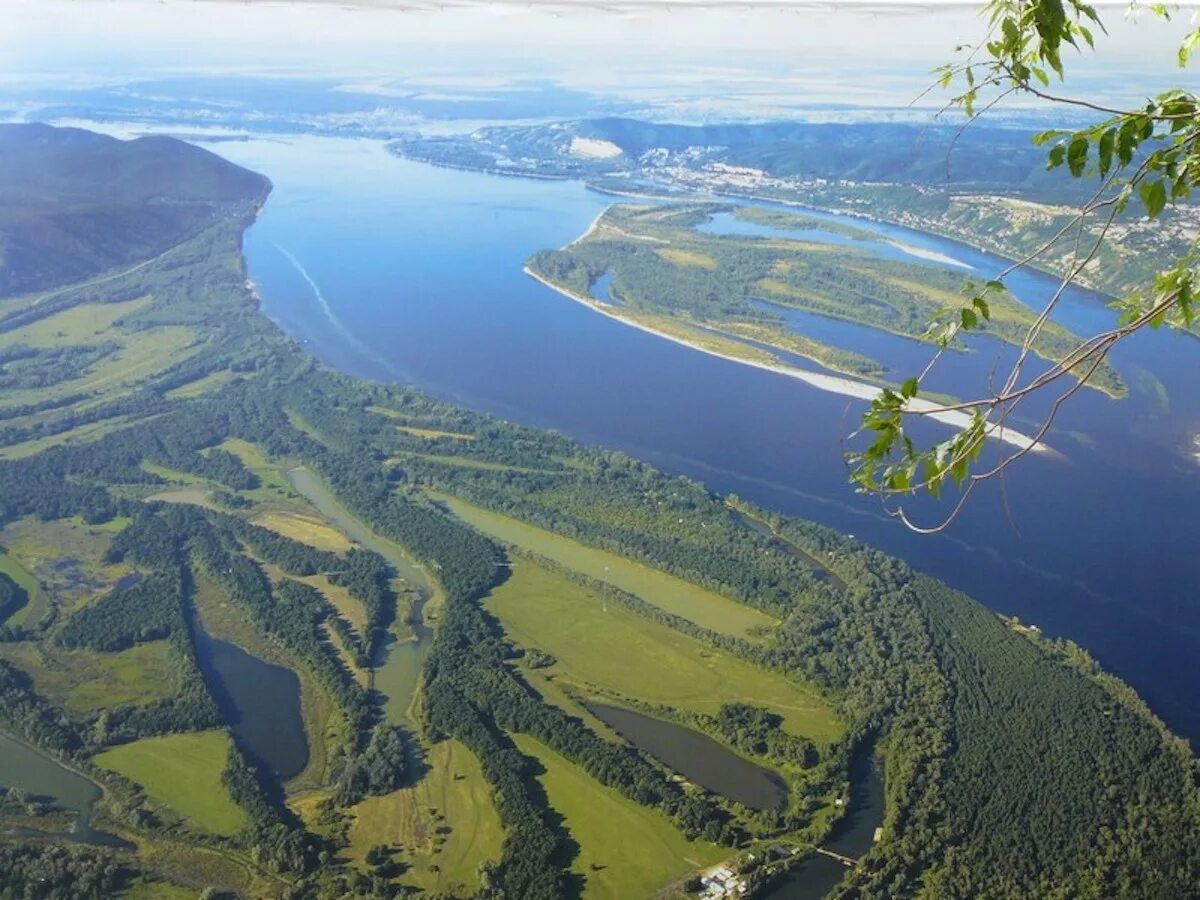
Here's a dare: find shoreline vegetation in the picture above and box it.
[5,124,1200,899]
[523,265,1051,456]
[528,201,1125,402]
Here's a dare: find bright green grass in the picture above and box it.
[94,731,247,836]
[512,734,725,899]
[488,562,841,742]
[0,298,149,349]
[348,739,502,894]
[164,369,236,399]
[217,438,294,494]
[0,415,143,460]
[0,549,49,627]
[434,493,777,639]
[0,297,199,411]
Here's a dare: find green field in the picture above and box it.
[252,510,354,552]
[513,734,725,899]
[164,369,236,399]
[488,562,841,742]
[1,515,133,616]
[121,880,199,899]
[94,730,247,836]
[435,494,777,639]
[0,549,48,626]
[0,640,178,711]
[0,297,202,415]
[67,641,180,711]
[217,438,296,496]
[347,739,502,895]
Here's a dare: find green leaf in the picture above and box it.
[1117,120,1139,165]
[1179,29,1200,66]
[1067,136,1089,177]
[1098,127,1116,177]
[1140,179,1167,217]
[900,377,919,400]
[1047,144,1067,170]
[960,308,979,330]
[972,296,992,320]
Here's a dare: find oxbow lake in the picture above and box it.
[213,135,1200,750]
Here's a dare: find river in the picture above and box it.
[209,134,1200,753]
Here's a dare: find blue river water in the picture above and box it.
[213,136,1200,749]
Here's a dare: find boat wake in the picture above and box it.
[274,244,402,377]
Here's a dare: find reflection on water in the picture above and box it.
[587,703,787,811]
[762,752,885,900]
[192,624,309,781]
[284,466,437,727]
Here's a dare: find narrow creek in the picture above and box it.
[763,750,886,900]
[284,466,436,727]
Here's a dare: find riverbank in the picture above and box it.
[524,266,1052,456]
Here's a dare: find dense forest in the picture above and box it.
[0,122,1198,900]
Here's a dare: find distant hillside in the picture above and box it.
[394,116,1093,201]
[575,117,1064,192]
[0,123,270,298]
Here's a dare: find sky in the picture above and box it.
[2,1,1197,117]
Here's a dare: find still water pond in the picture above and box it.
[587,703,787,811]
[192,625,308,780]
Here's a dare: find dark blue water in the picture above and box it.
[586,703,788,811]
[192,623,308,780]
[214,136,1200,747]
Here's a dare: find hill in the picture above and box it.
[0,123,270,298]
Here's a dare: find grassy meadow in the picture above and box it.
[487,561,841,742]
[0,640,179,712]
[347,739,502,895]
[435,494,777,639]
[94,730,246,836]
[512,734,725,899]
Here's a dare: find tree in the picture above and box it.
[849,0,1200,531]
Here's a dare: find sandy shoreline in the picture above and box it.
[524,266,1051,456]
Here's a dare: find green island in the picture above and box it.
[0,123,1196,900]
[527,203,1126,398]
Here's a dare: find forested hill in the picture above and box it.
[0,123,270,298]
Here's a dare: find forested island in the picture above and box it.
[0,123,1198,900]
[527,202,1124,397]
